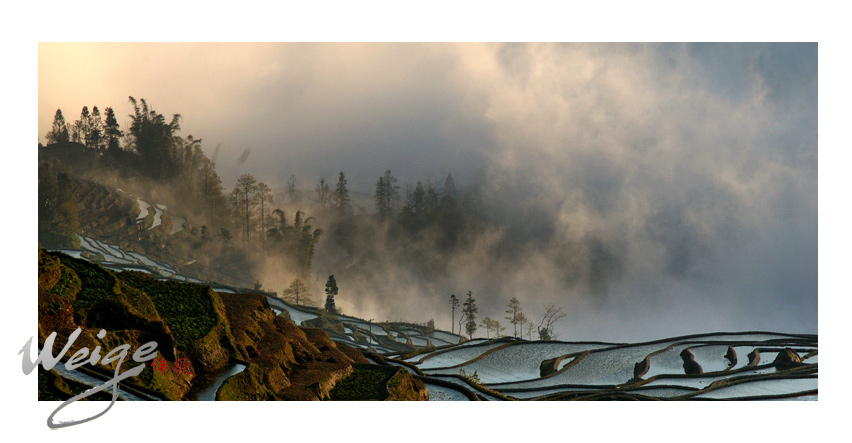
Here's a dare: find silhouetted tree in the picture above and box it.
[315,177,331,209]
[127,96,182,179]
[374,170,399,220]
[333,171,350,214]
[324,275,339,314]
[87,106,104,151]
[537,304,567,340]
[234,173,258,242]
[46,109,69,144]
[462,291,477,339]
[70,106,90,144]
[103,107,122,153]
[196,155,226,220]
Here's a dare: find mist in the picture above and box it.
[39,43,817,342]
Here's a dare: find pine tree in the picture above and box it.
[46,109,70,144]
[324,275,339,314]
[103,107,123,153]
[374,170,399,220]
[462,291,478,339]
[71,106,90,144]
[333,171,350,214]
[88,106,104,151]
[374,176,387,217]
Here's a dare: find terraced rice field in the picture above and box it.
[48,241,818,401]
[389,332,817,400]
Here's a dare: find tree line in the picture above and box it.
[41,98,324,292]
[41,98,542,332]
[449,293,567,341]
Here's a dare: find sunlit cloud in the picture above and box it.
[38,43,817,341]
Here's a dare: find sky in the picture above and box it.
[38,42,818,340]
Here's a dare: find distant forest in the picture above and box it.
[38,97,492,301]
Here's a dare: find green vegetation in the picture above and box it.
[47,264,82,300]
[216,364,277,401]
[328,364,397,400]
[115,273,218,349]
[303,311,346,335]
[62,256,120,320]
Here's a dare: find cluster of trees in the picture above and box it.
[45,98,229,222]
[45,106,122,154]
[372,170,480,250]
[315,172,352,214]
[42,98,324,292]
[224,172,323,280]
[279,274,341,318]
[451,294,567,341]
[448,292,479,339]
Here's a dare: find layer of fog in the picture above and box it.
[39,43,817,342]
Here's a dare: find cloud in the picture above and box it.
[38,43,817,341]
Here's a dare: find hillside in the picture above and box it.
[38,248,817,401]
[37,249,428,401]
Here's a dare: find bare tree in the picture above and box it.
[281,278,312,306]
[537,304,568,340]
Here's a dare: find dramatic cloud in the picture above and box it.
[38,43,817,341]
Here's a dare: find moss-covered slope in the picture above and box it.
[38,249,428,401]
